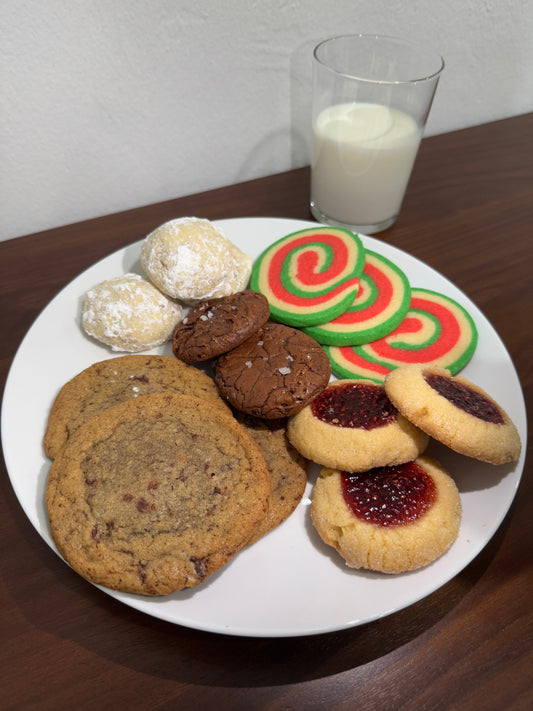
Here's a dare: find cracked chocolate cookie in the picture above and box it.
[172,290,270,362]
[214,322,331,419]
[44,354,229,459]
[45,393,271,595]
[384,364,521,465]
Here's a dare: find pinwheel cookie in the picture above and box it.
[303,249,411,346]
[250,226,365,327]
[326,288,478,382]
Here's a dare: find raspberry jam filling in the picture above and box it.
[424,372,504,424]
[311,382,397,430]
[341,462,436,527]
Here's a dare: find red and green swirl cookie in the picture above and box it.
[326,288,478,383]
[250,227,365,327]
[303,250,411,346]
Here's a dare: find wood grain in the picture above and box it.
[1,113,531,711]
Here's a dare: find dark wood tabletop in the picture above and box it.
[1,113,531,711]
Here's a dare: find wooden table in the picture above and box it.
[1,114,531,711]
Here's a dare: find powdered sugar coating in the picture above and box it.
[140,217,252,302]
[82,273,182,352]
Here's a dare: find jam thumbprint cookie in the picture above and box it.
[384,365,521,465]
[287,379,428,472]
[310,456,462,573]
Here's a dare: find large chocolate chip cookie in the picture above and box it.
[46,393,270,595]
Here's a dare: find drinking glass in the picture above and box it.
[310,34,444,234]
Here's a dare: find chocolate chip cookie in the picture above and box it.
[46,393,270,595]
[235,413,308,543]
[44,355,229,458]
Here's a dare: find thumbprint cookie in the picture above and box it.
[287,379,428,472]
[310,456,462,574]
[384,365,521,465]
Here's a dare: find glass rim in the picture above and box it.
[313,33,445,85]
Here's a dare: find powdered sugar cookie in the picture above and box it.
[384,365,521,465]
[81,273,182,352]
[287,379,427,472]
[310,456,462,574]
[141,217,252,302]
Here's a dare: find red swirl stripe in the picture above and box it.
[332,260,394,325]
[267,233,356,304]
[367,295,461,363]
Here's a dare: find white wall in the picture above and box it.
[1,0,532,241]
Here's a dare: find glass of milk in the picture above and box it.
[310,34,444,234]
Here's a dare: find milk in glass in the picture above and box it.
[311,102,422,227]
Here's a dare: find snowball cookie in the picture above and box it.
[384,364,521,465]
[140,217,252,302]
[82,273,182,352]
[287,379,428,472]
[310,456,462,574]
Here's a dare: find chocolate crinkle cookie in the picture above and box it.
[172,290,270,362]
[214,322,331,419]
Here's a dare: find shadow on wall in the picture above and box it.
[234,38,317,183]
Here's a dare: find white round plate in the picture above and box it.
[1,217,527,638]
